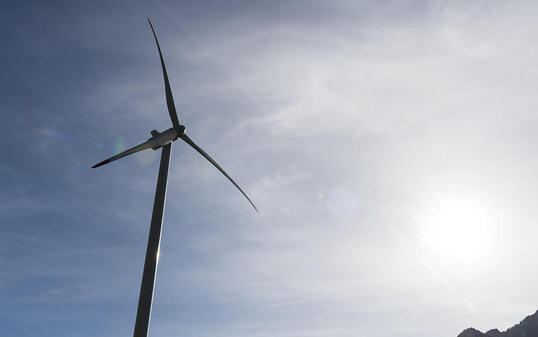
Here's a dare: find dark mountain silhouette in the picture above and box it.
[458,310,538,337]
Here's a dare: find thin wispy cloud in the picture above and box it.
[1,1,537,337]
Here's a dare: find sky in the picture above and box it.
[1,0,538,336]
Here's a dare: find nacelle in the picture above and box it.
[148,127,180,150]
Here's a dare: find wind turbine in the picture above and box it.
[92,19,257,337]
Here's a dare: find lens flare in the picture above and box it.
[136,149,157,165]
[113,137,125,153]
[327,187,359,221]
[37,128,73,140]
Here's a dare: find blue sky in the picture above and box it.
[1,1,538,336]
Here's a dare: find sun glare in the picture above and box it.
[419,198,492,262]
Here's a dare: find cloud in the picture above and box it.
[2,1,538,337]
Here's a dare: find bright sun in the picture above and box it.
[419,198,492,262]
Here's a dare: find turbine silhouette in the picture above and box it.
[92,18,257,337]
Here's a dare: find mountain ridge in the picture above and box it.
[458,310,538,337]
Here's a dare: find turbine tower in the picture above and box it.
[92,19,257,337]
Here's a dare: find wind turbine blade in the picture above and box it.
[147,18,181,129]
[92,140,152,168]
[180,134,258,212]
